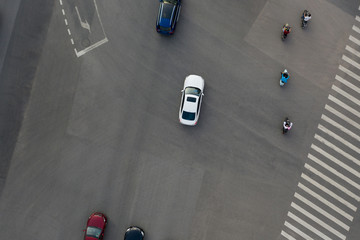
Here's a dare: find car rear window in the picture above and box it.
[162,3,174,19]
[182,111,195,120]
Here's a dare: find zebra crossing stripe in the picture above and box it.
[352,25,360,35]
[328,95,360,118]
[332,84,360,107]
[325,105,360,130]
[305,163,360,201]
[308,153,360,192]
[294,192,350,230]
[346,45,360,58]
[301,173,357,211]
[284,221,312,240]
[311,144,360,179]
[334,75,360,96]
[287,212,332,240]
[281,230,297,240]
[356,15,360,22]
[315,134,360,167]
[349,35,360,46]
[298,183,353,221]
[291,202,346,240]
[343,54,360,70]
[318,124,360,154]
[321,114,360,142]
[338,65,360,83]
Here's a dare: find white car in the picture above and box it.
[179,75,205,126]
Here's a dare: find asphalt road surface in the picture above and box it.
[0,0,360,239]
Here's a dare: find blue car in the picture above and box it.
[156,0,181,34]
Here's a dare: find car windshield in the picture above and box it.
[161,3,174,19]
[86,226,102,238]
[185,87,201,96]
[182,111,195,121]
[164,0,178,4]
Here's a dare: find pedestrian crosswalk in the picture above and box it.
[280,11,360,240]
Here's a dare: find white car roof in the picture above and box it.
[183,94,199,113]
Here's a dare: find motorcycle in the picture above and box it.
[282,117,293,134]
[301,10,311,28]
[280,69,289,86]
[281,24,291,40]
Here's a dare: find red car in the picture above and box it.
[83,212,107,240]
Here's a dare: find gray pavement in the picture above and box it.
[0,0,360,239]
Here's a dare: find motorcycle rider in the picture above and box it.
[282,118,293,134]
[302,10,311,27]
[280,69,289,86]
[282,24,292,39]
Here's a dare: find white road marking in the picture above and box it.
[321,114,360,141]
[308,152,360,191]
[311,144,360,179]
[284,221,311,240]
[64,18,68,26]
[305,163,360,201]
[301,173,357,211]
[318,124,360,155]
[356,16,360,22]
[345,45,360,58]
[62,9,65,15]
[298,182,353,221]
[328,95,360,118]
[75,38,108,57]
[70,38,74,45]
[294,192,350,230]
[67,29,71,36]
[335,75,360,95]
[349,35,360,46]
[59,0,63,5]
[332,85,360,107]
[291,202,346,240]
[281,230,297,240]
[75,6,91,33]
[353,25,360,35]
[287,212,332,240]
[339,65,360,83]
[343,54,360,70]
[315,134,360,167]
[325,105,360,130]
